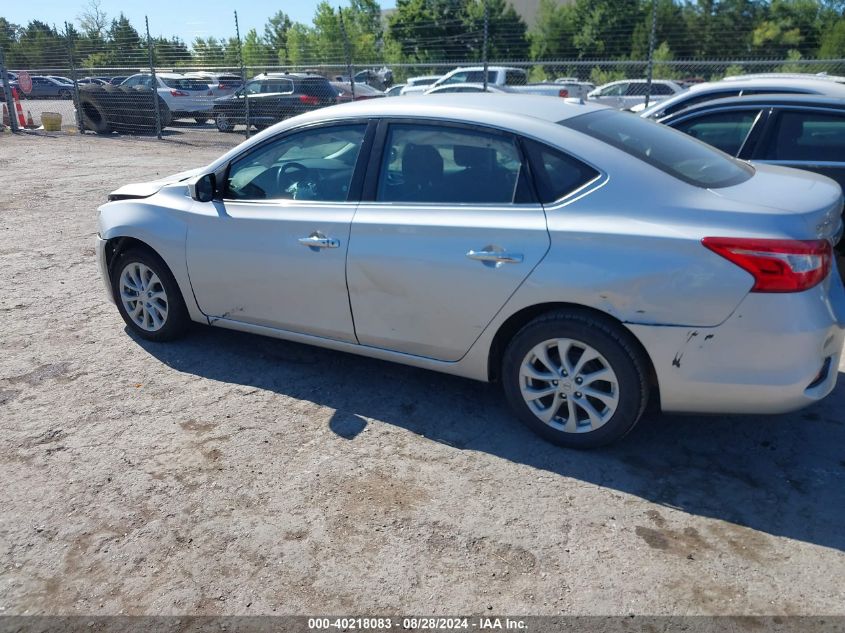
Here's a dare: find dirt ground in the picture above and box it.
[1,130,844,617]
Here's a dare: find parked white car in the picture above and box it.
[120,73,215,123]
[424,83,512,94]
[430,66,528,90]
[639,76,845,119]
[588,79,684,110]
[184,72,244,99]
[96,95,844,448]
[399,75,442,96]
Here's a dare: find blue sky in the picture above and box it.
[4,0,394,43]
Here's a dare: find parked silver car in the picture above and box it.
[96,95,844,447]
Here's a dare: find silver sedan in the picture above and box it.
[96,95,845,447]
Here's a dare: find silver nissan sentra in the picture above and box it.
[96,95,845,447]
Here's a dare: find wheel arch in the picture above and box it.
[102,233,205,324]
[486,301,660,402]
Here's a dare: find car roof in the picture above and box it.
[426,83,509,92]
[688,77,845,92]
[662,94,845,120]
[445,66,524,73]
[310,93,603,121]
[721,72,845,84]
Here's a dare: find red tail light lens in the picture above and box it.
[702,237,831,293]
[218,83,225,90]
[558,89,569,97]
[170,90,188,97]
[299,95,319,105]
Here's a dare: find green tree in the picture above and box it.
[819,18,845,57]
[529,0,577,59]
[192,37,225,66]
[241,28,273,68]
[464,0,529,61]
[264,11,292,64]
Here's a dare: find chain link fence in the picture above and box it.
[1,8,844,139]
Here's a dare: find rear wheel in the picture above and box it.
[194,116,210,125]
[215,111,234,132]
[502,310,649,448]
[111,248,189,342]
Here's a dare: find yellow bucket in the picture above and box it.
[41,112,62,132]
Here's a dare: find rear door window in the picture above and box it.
[671,109,761,155]
[376,123,530,204]
[161,77,212,91]
[760,110,845,162]
[522,139,600,203]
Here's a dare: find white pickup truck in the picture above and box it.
[429,66,529,90]
[427,66,594,100]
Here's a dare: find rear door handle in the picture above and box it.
[466,249,524,267]
[299,232,340,250]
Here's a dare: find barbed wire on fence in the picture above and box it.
[2,2,845,137]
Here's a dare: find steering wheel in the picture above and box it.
[275,162,311,193]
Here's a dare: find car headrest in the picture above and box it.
[454,145,496,170]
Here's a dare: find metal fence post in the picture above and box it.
[339,9,355,100]
[643,0,658,109]
[65,22,84,133]
[0,47,19,132]
[235,11,250,139]
[145,16,163,139]
[482,0,489,91]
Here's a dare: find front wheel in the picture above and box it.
[501,310,649,448]
[111,248,189,342]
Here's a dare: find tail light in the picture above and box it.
[299,95,319,105]
[170,90,188,97]
[218,83,225,90]
[558,89,569,97]
[702,237,831,293]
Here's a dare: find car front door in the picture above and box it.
[752,107,845,191]
[346,120,550,362]
[186,121,373,341]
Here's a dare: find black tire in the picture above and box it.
[215,111,234,132]
[110,247,190,342]
[157,98,173,128]
[58,88,72,99]
[78,89,112,135]
[194,116,210,125]
[501,309,650,448]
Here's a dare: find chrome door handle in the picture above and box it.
[467,249,524,265]
[299,233,340,250]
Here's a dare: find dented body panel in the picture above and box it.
[96,95,845,417]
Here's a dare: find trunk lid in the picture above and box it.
[709,163,844,245]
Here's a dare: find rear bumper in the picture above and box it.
[628,272,845,414]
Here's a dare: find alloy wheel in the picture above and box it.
[518,338,619,433]
[119,262,169,332]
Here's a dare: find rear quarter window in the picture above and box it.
[562,109,753,188]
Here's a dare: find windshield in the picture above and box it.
[561,110,753,188]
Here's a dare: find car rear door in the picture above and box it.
[346,119,550,362]
[186,121,374,341]
[750,107,845,191]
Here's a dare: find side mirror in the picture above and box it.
[188,173,216,202]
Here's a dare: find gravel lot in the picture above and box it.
[1,130,844,617]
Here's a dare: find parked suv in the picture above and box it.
[212,73,337,132]
[121,73,215,123]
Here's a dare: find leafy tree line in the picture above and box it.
[1,0,845,71]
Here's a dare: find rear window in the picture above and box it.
[561,109,753,188]
[161,77,211,91]
[298,78,335,97]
